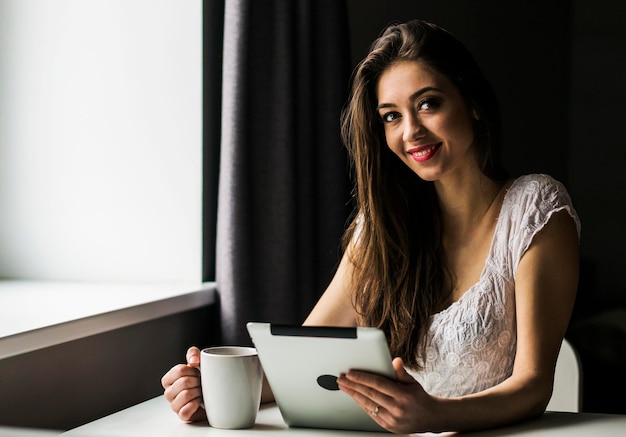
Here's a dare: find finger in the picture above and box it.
[161,363,200,388]
[186,346,201,367]
[338,373,394,412]
[178,399,207,422]
[165,371,203,411]
[370,405,394,430]
[338,379,397,433]
[163,372,201,403]
[174,392,204,422]
[343,369,400,399]
[392,357,415,383]
[342,384,392,429]
[167,382,203,409]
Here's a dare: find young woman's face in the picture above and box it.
[376,61,477,182]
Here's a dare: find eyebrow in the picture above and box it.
[376,86,441,111]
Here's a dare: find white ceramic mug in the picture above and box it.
[200,346,263,429]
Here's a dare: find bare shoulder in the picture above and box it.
[527,209,579,259]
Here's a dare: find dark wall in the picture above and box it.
[0,305,219,431]
[347,0,626,415]
[566,0,626,415]
[347,1,571,180]
[569,0,626,309]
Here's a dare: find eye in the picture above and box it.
[380,111,401,123]
[418,97,441,111]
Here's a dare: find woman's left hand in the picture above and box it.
[337,357,435,434]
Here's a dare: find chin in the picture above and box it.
[410,167,442,183]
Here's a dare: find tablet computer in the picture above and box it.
[246,322,395,432]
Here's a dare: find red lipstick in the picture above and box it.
[407,143,441,162]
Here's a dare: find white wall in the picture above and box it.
[0,0,202,282]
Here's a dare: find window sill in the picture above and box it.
[0,280,216,360]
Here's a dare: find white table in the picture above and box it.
[61,396,626,436]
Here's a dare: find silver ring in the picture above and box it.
[371,405,379,417]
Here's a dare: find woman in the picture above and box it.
[161,19,580,433]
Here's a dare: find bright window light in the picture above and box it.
[0,0,203,282]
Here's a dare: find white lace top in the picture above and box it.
[405,174,581,398]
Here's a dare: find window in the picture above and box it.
[0,0,204,283]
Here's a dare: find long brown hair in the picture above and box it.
[340,20,507,368]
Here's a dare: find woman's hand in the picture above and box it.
[337,357,435,434]
[161,346,207,422]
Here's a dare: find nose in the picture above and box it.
[402,113,425,143]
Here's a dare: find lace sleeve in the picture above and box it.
[504,174,581,279]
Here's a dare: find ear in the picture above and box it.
[472,108,480,120]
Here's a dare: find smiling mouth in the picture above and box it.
[408,143,441,162]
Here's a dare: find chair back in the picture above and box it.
[546,338,582,412]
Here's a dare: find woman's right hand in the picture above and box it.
[161,346,206,422]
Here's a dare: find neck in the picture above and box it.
[434,172,506,239]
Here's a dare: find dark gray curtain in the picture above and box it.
[216,0,353,345]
